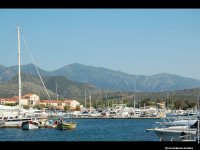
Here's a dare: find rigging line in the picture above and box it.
[21,35,52,101]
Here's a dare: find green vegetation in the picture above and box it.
[0,73,95,99]
[64,104,70,111]
[0,68,200,110]
[4,103,17,106]
[23,105,30,110]
[79,90,200,110]
[33,104,46,110]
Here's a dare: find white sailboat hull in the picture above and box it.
[4,118,32,127]
[5,121,23,127]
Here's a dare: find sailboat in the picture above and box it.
[2,26,47,128]
[1,27,33,128]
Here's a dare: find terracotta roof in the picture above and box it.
[0,93,39,102]
[40,100,65,103]
[12,96,19,99]
[40,100,78,104]
[22,94,32,99]
[0,98,17,102]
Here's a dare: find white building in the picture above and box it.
[21,93,40,106]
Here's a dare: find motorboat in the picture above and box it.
[21,118,40,130]
[57,118,76,130]
[57,122,76,130]
[147,118,199,141]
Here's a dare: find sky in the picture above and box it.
[0,9,200,79]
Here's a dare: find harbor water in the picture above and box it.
[0,118,159,141]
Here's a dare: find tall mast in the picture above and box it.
[84,89,87,109]
[133,80,135,109]
[17,26,22,109]
[56,82,58,101]
[121,91,123,104]
[89,94,92,112]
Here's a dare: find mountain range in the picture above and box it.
[1,63,200,93]
[0,73,95,99]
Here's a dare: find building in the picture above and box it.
[0,97,17,105]
[157,102,166,109]
[0,93,40,107]
[64,100,80,110]
[22,93,40,106]
[40,99,80,110]
[40,100,65,109]
[0,93,80,110]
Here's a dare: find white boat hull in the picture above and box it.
[154,127,196,141]
[163,119,197,127]
[5,121,23,127]
[4,118,32,127]
[0,120,5,127]
[22,121,39,130]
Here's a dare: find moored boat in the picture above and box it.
[147,118,199,141]
[22,118,40,130]
[0,119,5,127]
[43,119,58,128]
[57,118,76,130]
[4,117,32,128]
[57,122,76,130]
[153,126,196,141]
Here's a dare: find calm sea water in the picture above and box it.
[0,118,159,141]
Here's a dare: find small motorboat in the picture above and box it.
[44,119,58,128]
[57,118,76,130]
[57,122,76,130]
[22,118,40,130]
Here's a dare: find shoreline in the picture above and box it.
[71,117,163,119]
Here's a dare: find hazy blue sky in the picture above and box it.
[0,9,200,79]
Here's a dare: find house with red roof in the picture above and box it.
[40,99,80,110]
[0,93,80,110]
[0,93,40,107]
[0,97,18,105]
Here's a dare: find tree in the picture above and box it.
[23,105,30,110]
[155,99,163,104]
[185,100,196,109]
[33,104,46,110]
[4,103,17,106]
[75,105,81,111]
[46,105,56,110]
[174,100,184,109]
[64,104,70,111]
[141,98,150,107]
